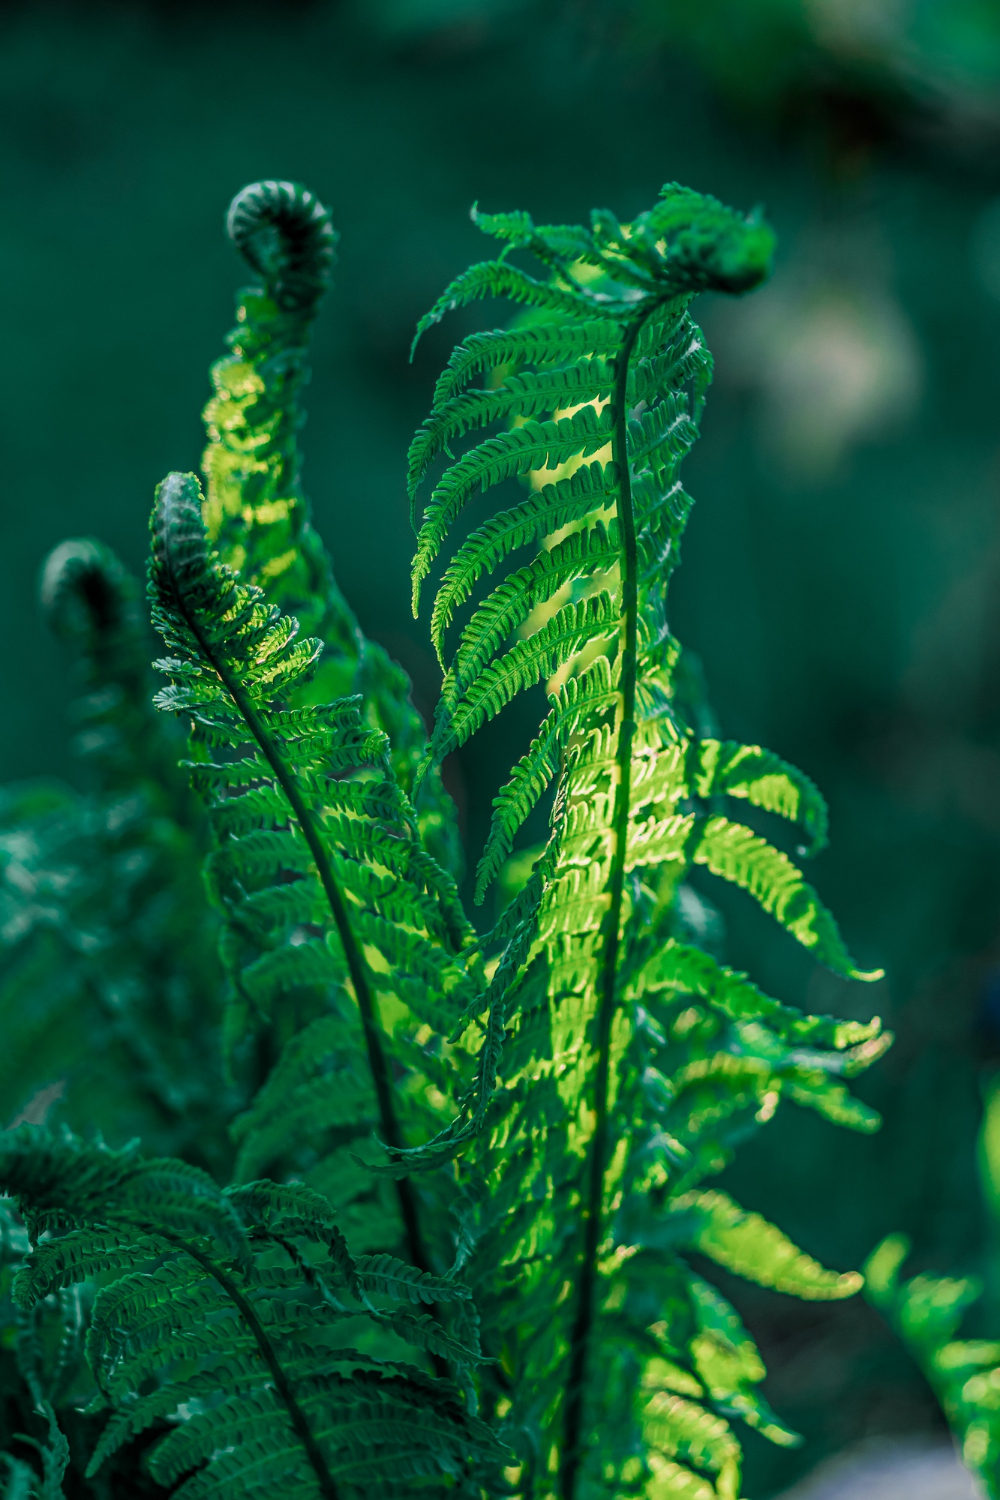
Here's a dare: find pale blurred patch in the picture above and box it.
[776,1439,978,1499]
[721,275,923,481]
[7,1078,65,1128]
[805,0,910,54]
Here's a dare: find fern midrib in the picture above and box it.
[162,543,434,1281]
[560,302,656,1500]
[155,1228,340,1500]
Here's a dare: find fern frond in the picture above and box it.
[412,406,614,611]
[692,739,828,856]
[412,261,598,355]
[0,1129,504,1500]
[451,522,618,691]
[432,321,625,405]
[203,180,462,877]
[353,1253,470,1305]
[409,181,887,1499]
[685,1274,800,1447]
[431,592,617,760]
[149,472,481,1275]
[476,655,619,901]
[409,358,616,499]
[629,937,887,1049]
[667,1191,862,1299]
[693,816,877,979]
[429,461,618,660]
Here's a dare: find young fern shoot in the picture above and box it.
[203,179,461,875]
[408,186,890,1499]
[149,472,479,1276]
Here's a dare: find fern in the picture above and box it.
[153,181,488,1280]
[202,179,461,877]
[0,177,899,1499]
[148,470,480,1276]
[0,1127,503,1498]
[0,1198,74,1499]
[407,185,889,1498]
[0,182,491,1495]
[862,1070,1000,1495]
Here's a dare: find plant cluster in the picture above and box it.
[0,178,888,1499]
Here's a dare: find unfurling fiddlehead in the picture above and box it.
[203,179,462,875]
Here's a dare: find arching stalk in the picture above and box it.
[159,528,432,1281]
[560,304,655,1499]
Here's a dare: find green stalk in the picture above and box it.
[160,1231,339,1500]
[560,304,654,1500]
[162,539,432,1282]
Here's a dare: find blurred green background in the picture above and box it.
[3,0,1000,1490]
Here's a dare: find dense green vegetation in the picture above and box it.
[4,1,1000,1494]
[0,174,892,1498]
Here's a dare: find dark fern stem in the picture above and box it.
[560,304,650,1497]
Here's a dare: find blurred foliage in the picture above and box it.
[862,1074,1000,1498]
[0,536,229,1171]
[1,0,1000,1492]
[864,1230,1000,1493]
